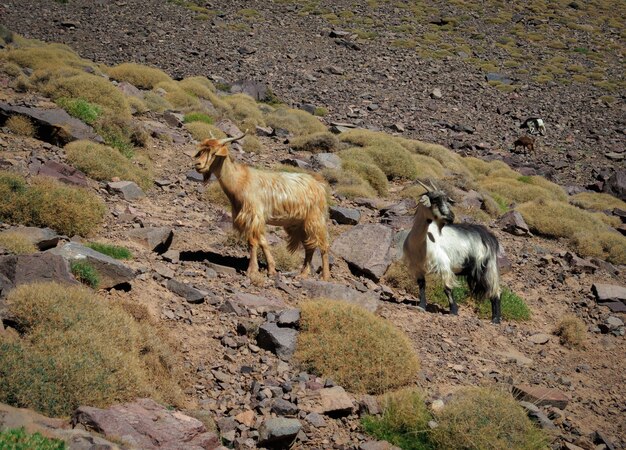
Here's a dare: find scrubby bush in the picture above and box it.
[0,282,184,417]
[5,115,35,137]
[107,62,172,89]
[242,134,262,154]
[265,107,326,136]
[224,93,265,128]
[0,172,106,237]
[289,132,339,153]
[361,388,432,450]
[570,192,626,211]
[400,138,471,179]
[323,168,377,199]
[86,242,132,260]
[154,81,201,110]
[5,40,97,73]
[143,91,173,112]
[184,111,214,124]
[0,231,37,254]
[431,387,547,450]
[479,177,565,205]
[342,159,388,196]
[0,428,65,450]
[259,242,302,272]
[65,140,152,190]
[185,122,226,141]
[296,299,420,394]
[178,76,216,99]
[518,199,626,264]
[411,154,445,179]
[555,314,587,348]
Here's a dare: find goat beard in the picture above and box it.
[203,171,212,184]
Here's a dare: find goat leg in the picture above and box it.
[320,249,330,281]
[445,287,459,315]
[259,236,276,276]
[247,239,260,276]
[417,278,427,310]
[298,248,314,279]
[491,296,501,324]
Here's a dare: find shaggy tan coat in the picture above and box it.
[194,137,330,280]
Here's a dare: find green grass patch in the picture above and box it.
[476,287,531,321]
[70,260,100,289]
[0,283,184,417]
[0,428,66,450]
[296,300,419,394]
[361,388,433,450]
[183,111,214,124]
[85,242,132,260]
[55,97,102,124]
[0,171,105,237]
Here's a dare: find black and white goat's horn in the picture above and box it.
[416,180,431,192]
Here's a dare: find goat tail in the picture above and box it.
[466,249,501,301]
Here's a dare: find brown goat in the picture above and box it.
[513,135,535,155]
[194,133,330,280]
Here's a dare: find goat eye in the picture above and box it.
[426,219,433,224]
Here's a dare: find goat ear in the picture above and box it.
[419,195,431,208]
[214,145,229,157]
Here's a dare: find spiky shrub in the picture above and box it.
[296,300,420,394]
[143,91,173,113]
[185,122,226,141]
[70,260,100,289]
[265,107,326,136]
[0,231,37,255]
[41,72,131,119]
[223,93,265,128]
[518,199,626,264]
[0,428,65,450]
[5,40,98,73]
[342,159,388,196]
[289,132,339,153]
[0,282,184,417]
[178,76,216,99]
[555,314,587,348]
[86,242,132,260]
[0,172,106,237]
[431,387,548,450]
[65,140,152,190]
[154,81,201,110]
[5,115,35,137]
[570,192,626,212]
[361,388,432,450]
[107,62,172,89]
[55,97,102,124]
[322,168,377,199]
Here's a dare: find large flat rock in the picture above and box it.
[331,223,393,281]
[72,398,220,450]
[0,253,77,299]
[48,242,135,289]
[299,279,379,313]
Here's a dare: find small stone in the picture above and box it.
[430,399,445,412]
[107,181,145,201]
[304,412,326,428]
[430,88,443,99]
[512,385,570,409]
[528,333,550,344]
[257,418,301,447]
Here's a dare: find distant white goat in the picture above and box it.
[403,181,502,323]
[194,132,330,280]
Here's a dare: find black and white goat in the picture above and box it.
[403,181,502,323]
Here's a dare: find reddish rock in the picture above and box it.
[512,385,570,409]
[29,159,90,187]
[72,398,220,450]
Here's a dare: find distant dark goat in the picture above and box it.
[513,135,535,155]
[402,181,502,323]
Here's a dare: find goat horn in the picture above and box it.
[416,180,431,192]
[218,129,248,145]
[209,130,215,139]
[429,180,438,191]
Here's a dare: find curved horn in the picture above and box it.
[209,130,215,139]
[218,129,248,145]
[416,179,431,192]
[429,180,438,192]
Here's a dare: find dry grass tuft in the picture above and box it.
[401,139,471,179]
[185,122,226,141]
[271,242,302,272]
[0,172,105,237]
[107,62,172,89]
[65,140,153,190]
[289,132,339,153]
[570,192,626,211]
[5,40,98,73]
[341,158,389,197]
[265,107,326,136]
[224,93,265,128]
[431,387,548,450]
[518,199,626,264]
[322,168,377,199]
[143,91,173,113]
[411,154,445,179]
[296,299,419,394]
[479,175,566,205]
[154,81,201,110]
[204,181,230,207]
[5,115,35,137]
[0,282,184,417]
[0,231,37,255]
[555,314,587,348]
[178,76,216,99]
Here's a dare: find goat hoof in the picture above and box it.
[491,318,501,325]
[416,306,426,313]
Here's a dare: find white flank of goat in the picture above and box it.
[403,185,502,323]
[194,134,330,280]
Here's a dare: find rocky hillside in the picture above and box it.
[0,6,625,450]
